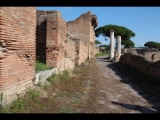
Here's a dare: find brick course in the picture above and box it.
[0,7,36,104]
[37,10,66,72]
[66,11,98,59]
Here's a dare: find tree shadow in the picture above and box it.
[103,60,160,113]
[111,101,158,113]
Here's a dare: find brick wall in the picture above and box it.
[78,40,89,65]
[36,10,47,63]
[0,7,36,104]
[66,11,98,59]
[119,52,160,79]
[37,10,66,72]
[64,31,76,71]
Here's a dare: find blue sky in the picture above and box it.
[37,7,160,47]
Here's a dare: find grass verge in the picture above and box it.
[0,59,95,113]
[35,60,53,73]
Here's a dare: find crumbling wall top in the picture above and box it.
[91,14,98,28]
[67,11,98,28]
[37,10,62,17]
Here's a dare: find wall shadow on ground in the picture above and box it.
[105,61,160,113]
[111,101,157,113]
[96,56,112,62]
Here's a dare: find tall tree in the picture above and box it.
[121,40,135,48]
[144,41,160,49]
[95,24,136,40]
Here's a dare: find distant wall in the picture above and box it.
[64,32,76,71]
[119,52,160,79]
[75,39,89,65]
[66,11,98,59]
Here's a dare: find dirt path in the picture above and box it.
[80,56,160,113]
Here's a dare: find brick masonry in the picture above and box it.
[0,7,36,104]
[66,11,98,59]
[64,31,76,71]
[0,8,99,105]
[37,10,66,72]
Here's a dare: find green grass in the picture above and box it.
[0,60,93,113]
[26,89,40,101]
[95,52,109,57]
[35,60,53,73]
[47,70,71,87]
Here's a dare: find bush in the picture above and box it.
[35,60,53,73]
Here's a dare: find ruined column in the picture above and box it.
[115,35,121,62]
[110,30,115,60]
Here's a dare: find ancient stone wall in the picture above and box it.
[119,52,160,79]
[75,39,89,65]
[64,40,76,71]
[37,10,66,72]
[0,9,98,105]
[65,31,89,69]
[0,7,36,104]
[66,11,98,59]
[36,10,47,63]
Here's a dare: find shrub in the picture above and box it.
[35,60,53,73]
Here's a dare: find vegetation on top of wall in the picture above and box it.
[35,60,53,73]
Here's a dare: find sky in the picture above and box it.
[37,7,160,47]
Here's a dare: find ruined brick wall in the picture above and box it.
[36,10,47,63]
[66,12,91,41]
[90,25,96,58]
[0,7,36,104]
[128,49,160,62]
[75,39,89,65]
[37,10,66,72]
[66,11,98,59]
[64,32,76,71]
[78,40,89,65]
[119,52,160,79]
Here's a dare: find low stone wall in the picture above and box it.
[34,68,58,85]
[119,52,160,79]
[0,68,58,105]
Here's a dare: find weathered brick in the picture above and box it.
[0,7,36,105]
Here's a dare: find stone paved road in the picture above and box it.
[93,56,160,113]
